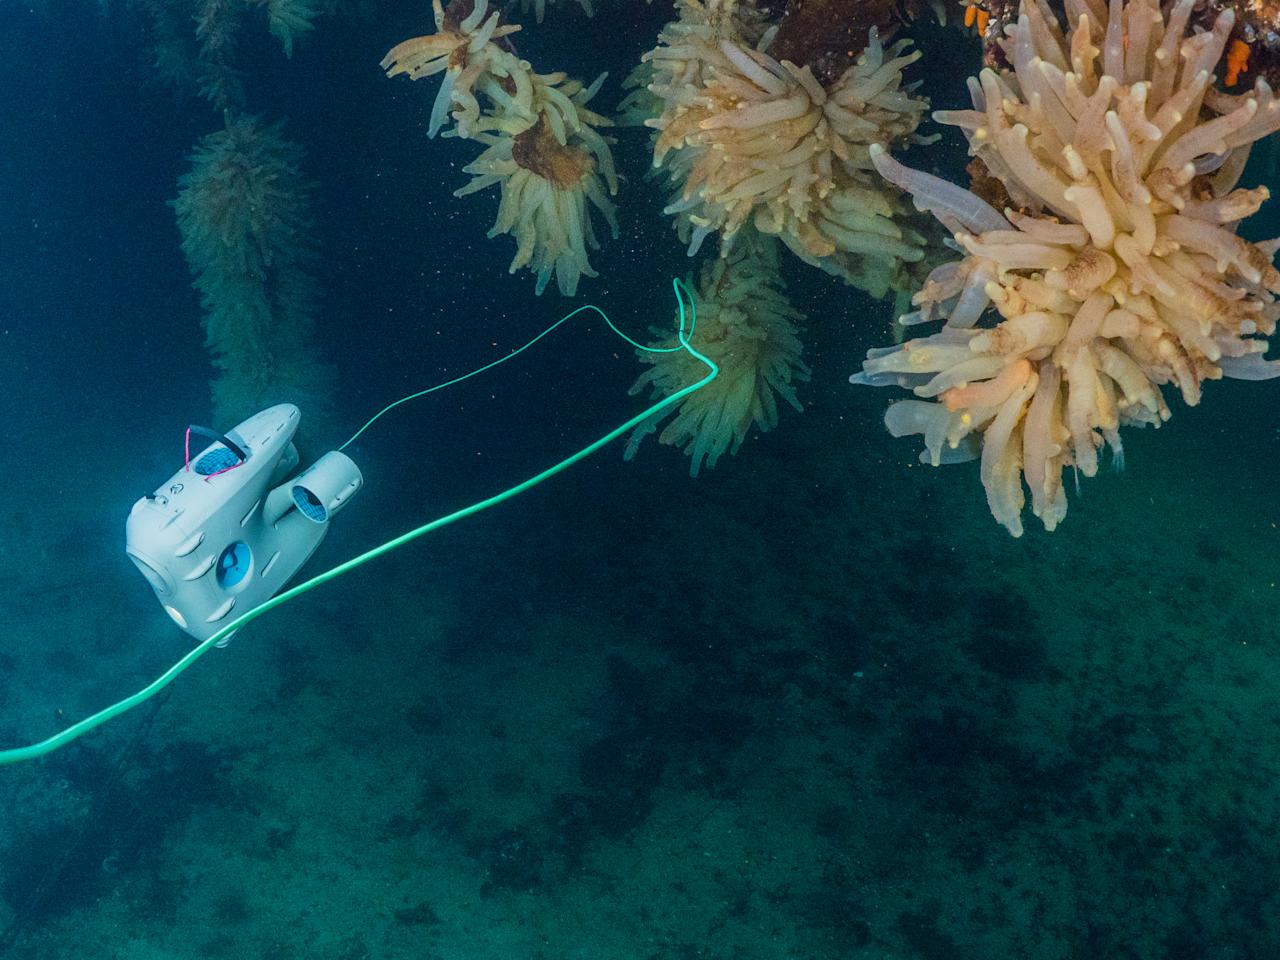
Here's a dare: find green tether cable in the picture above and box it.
[0,279,714,764]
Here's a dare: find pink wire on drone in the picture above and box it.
[184,427,245,482]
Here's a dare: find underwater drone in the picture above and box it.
[125,404,362,646]
[0,281,712,763]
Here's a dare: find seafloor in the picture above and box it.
[3,339,1280,959]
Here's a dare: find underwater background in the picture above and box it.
[3,1,1280,958]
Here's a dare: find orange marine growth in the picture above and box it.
[1226,37,1251,87]
[963,3,990,33]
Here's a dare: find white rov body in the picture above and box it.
[126,404,361,644]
